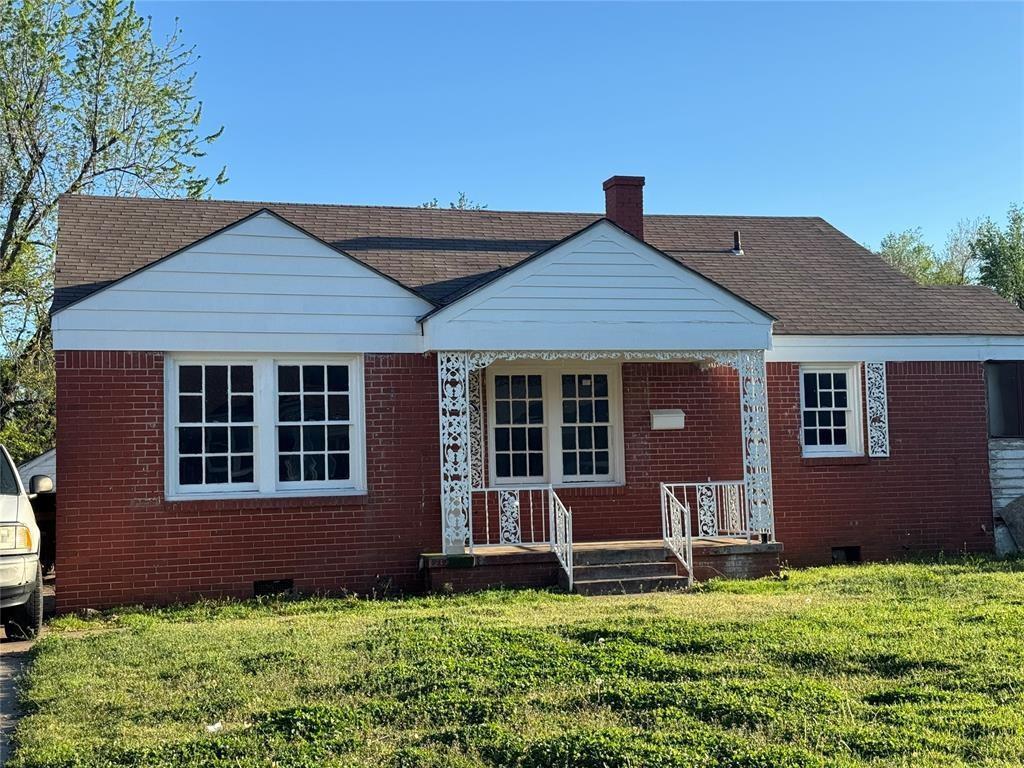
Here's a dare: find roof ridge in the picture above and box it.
[59,193,826,222]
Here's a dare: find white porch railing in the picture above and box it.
[660,483,694,586]
[550,489,574,591]
[472,486,552,547]
[663,480,753,540]
[471,485,573,588]
[661,480,756,587]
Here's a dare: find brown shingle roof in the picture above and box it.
[53,194,1024,336]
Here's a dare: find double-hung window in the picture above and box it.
[799,363,864,457]
[488,364,622,486]
[168,355,365,498]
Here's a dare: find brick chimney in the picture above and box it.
[602,175,645,241]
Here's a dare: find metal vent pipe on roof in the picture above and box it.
[732,230,744,256]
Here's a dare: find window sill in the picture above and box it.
[553,481,624,490]
[165,488,369,503]
[801,455,869,467]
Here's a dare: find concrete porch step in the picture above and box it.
[573,575,689,596]
[573,562,678,581]
[573,546,668,566]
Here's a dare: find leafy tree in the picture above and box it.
[420,192,487,210]
[0,0,225,464]
[977,204,1024,309]
[877,221,982,286]
[878,228,938,283]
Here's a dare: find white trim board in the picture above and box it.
[767,335,1024,362]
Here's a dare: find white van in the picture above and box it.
[0,444,50,638]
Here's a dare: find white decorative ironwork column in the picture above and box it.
[468,367,485,489]
[438,352,472,553]
[736,350,775,537]
[865,362,890,457]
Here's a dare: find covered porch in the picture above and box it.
[417,217,782,592]
[429,349,780,593]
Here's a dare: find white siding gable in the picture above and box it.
[52,212,434,353]
[422,221,773,351]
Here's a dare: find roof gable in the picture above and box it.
[421,220,774,351]
[52,210,433,353]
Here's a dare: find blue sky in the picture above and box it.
[140,1,1023,249]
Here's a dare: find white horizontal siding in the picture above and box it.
[53,212,433,353]
[769,335,1024,362]
[423,222,773,351]
[990,438,1024,512]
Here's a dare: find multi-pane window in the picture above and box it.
[561,374,611,478]
[277,364,352,484]
[493,374,544,479]
[489,366,621,486]
[168,356,364,497]
[176,364,255,486]
[800,365,862,456]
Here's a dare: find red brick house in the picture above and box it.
[51,176,1024,610]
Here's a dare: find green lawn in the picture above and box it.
[11,559,1024,768]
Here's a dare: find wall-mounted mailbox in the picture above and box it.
[651,409,685,430]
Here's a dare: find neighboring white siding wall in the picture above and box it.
[17,449,56,487]
[424,222,773,350]
[989,438,1024,512]
[52,212,433,353]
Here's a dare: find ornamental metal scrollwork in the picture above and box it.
[465,349,744,371]
[468,368,485,489]
[723,483,742,533]
[865,362,890,458]
[498,490,522,544]
[439,347,777,549]
[667,494,688,551]
[438,352,471,552]
[697,484,718,536]
[736,350,775,534]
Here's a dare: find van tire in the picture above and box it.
[4,567,43,639]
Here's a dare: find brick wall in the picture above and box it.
[56,355,993,610]
[768,361,994,566]
[55,351,439,612]
[554,362,742,541]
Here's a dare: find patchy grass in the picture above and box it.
[11,558,1024,767]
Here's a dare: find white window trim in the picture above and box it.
[165,353,367,500]
[799,362,865,458]
[486,361,625,488]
